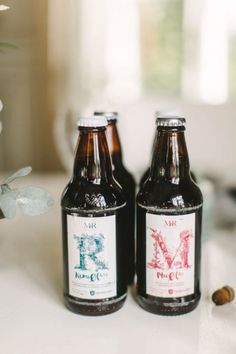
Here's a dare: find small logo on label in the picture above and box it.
[165,220,177,227]
[84,222,96,229]
[168,289,174,295]
[90,290,95,296]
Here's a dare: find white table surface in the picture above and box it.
[1,174,236,354]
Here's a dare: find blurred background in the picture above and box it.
[0,0,236,183]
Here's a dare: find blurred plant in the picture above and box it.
[0,5,53,220]
[0,167,53,219]
[0,100,2,134]
[0,3,9,132]
[0,5,18,53]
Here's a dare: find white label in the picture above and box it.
[146,213,195,298]
[67,214,117,300]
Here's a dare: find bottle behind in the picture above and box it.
[136,114,203,316]
[61,115,127,316]
[95,112,136,284]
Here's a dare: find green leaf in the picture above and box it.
[17,186,53,216]
[2,166,32,185]
[0,189,18,219]
[0,42,18,53]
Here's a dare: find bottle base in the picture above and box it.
[64,293,127,316]
[137,294,200,316]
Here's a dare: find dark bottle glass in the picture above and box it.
[61,115,127,316]
[136,115,203,316]
[140,113,197,187]
[140,167,151,187]
[94,112,136,284]
[139,111,164,187]
[141,168,197,187]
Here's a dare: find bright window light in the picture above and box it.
[105,0,141,103]
[198,0,228,104]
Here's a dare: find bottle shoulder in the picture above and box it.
[137,178,203,210]
[61,179,126,211]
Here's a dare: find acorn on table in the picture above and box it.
[212,286,235,305]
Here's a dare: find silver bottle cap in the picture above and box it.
[94,111,118,121]
[155,111,185,127]
[77,115,108,127]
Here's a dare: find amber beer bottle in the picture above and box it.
[136,115,203,315]
[139,111,197,187]
[61,115,127,315]
[94,112,136,284]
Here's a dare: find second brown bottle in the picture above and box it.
[95,111,136,285]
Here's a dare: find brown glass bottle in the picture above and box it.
[136,115,203,316]
[61,115,127,316]
[140,117,197,187]
[95,112,136,284]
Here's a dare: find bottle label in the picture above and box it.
[67,214,117,300]
[146,212,195,298]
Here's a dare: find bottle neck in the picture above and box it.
[106,120,123,165]
[150,127,190,183]
[73,127,113,184]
